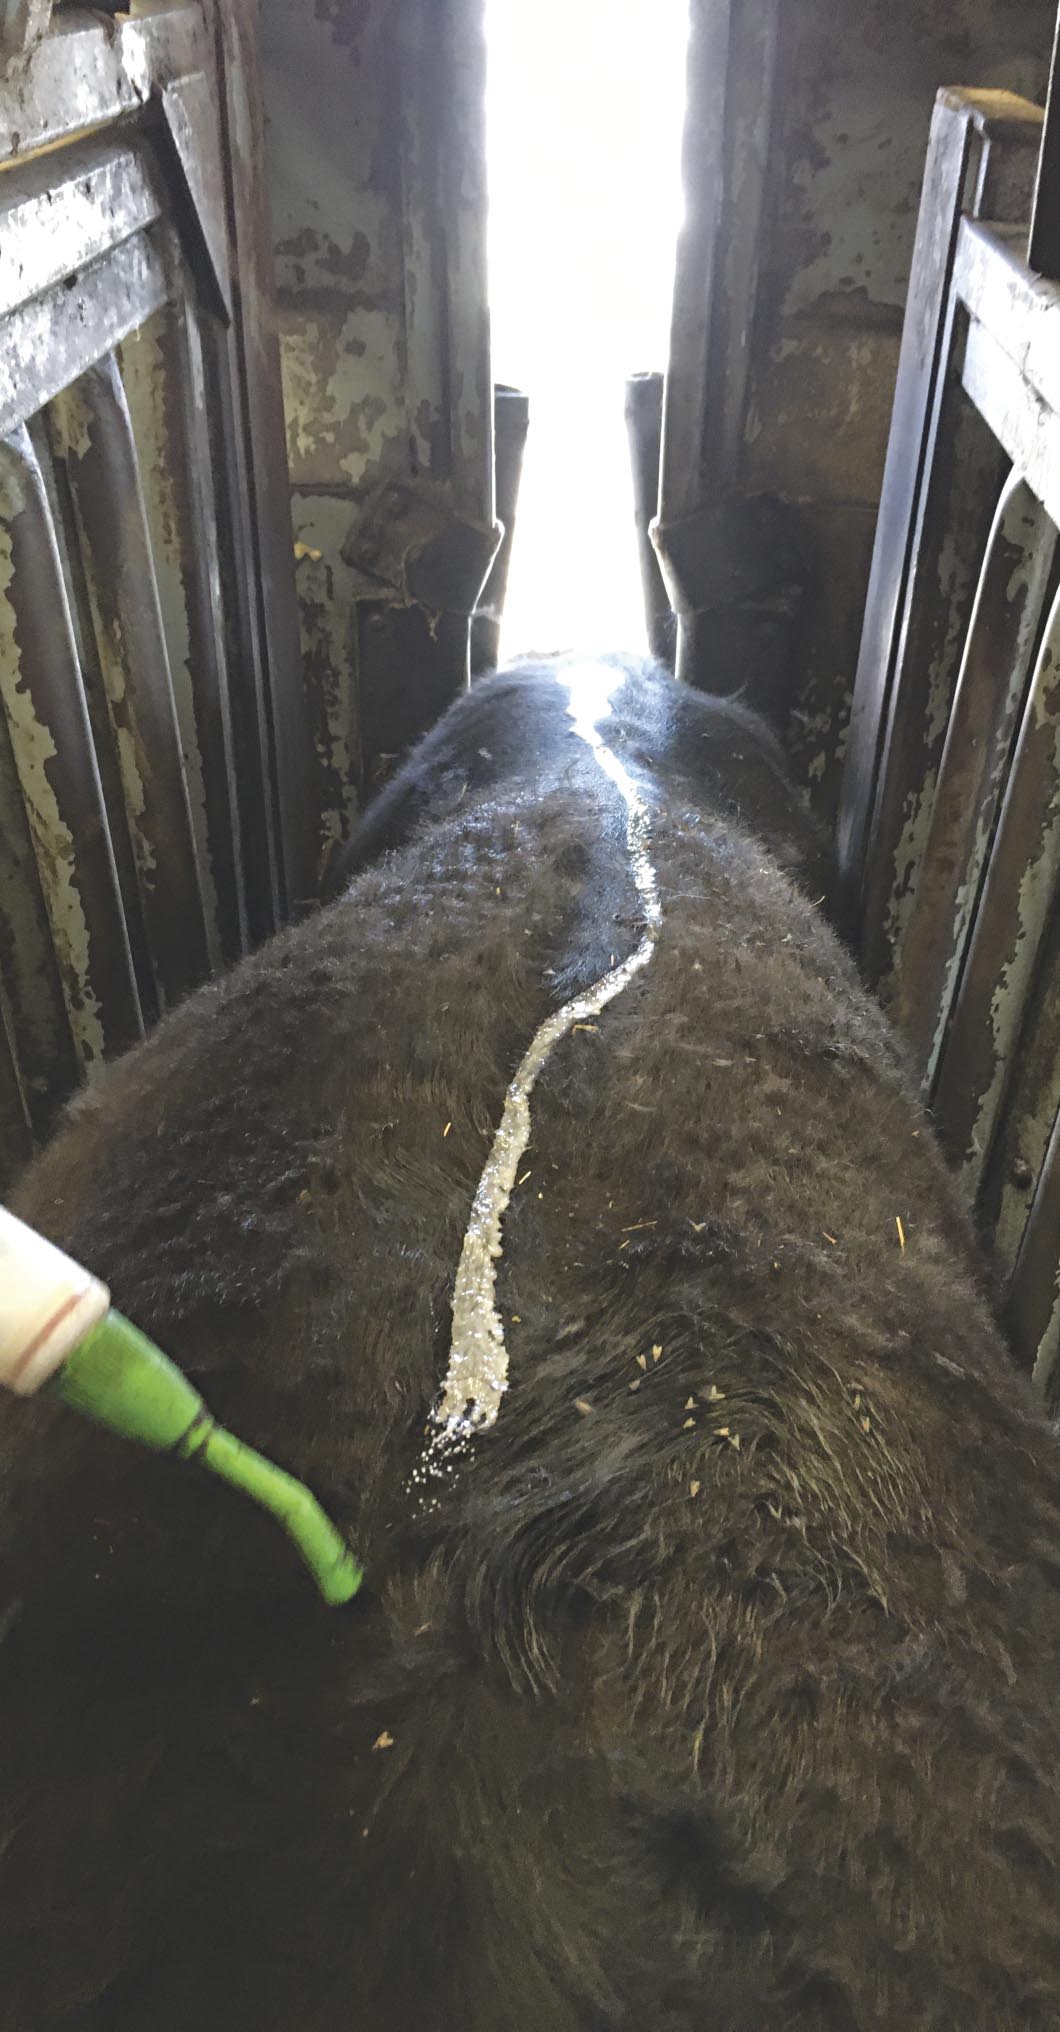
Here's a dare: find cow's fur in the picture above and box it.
[2,654,1059,2030]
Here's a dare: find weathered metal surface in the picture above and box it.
[1029,5,1060,278]
[0,0,52,74]
[660,0,779,522]
[962,320,1060,532]
[344,472,499,765]
[891,474,1057,1077]
[931,581,1060,1183]
[0,0,313,1164]
[0,133,161,319]
[356,603,472,796]
[0,4,207,161]
[291,492,361,883]
[656,492,805,709]
[260,0,494,792]
[155,68,232,325]
[471,385,530,679]
[0,659,77,1133]
[344,474,499,616]
[623,373,674,670]
[0,226,169,440]
[198,312,282,946]
[48,352,211,1012]
[213,0,324,914]
[979,847,1060,1283]
[0,425,142,1068]
[655,0,785,695]
[658,3,1051,817]
[958,235,1060,535]
[121,286,242,956]
[392,1,493,521]
[956,217,1060,438]
[118,283,243,968]
[26,407,158,1026]
[837,90,1043,982]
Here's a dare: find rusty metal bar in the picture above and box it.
[891,475,1057,1079]
[393,0,494,525]
[1029,4,1060,282]
[931,580,1060,1184]
[624,372,674,669]
[119,287,247,967]
[471,385,530,679]
[0,4,207,163]
[0,227,169,442]
[212,0,319,915]
[49,353,211,1012]
[837,90,1043,970]
[0,425,142,1069]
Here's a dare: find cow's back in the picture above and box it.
[2,658,1060,2029]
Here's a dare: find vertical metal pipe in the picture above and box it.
[0,425,143,1068]
[471,385,529,678]
[211,0,319,919]
[890,475,1057,1082]
[624,372,675,668]
[27,409,158,1027]
[199,310,283,945]
[1029,6,1060,282]
[119,292,248,967]
[49,353,211,1012]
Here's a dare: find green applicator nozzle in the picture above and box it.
[0,1205,362,1608]
[57,1313,363,1607]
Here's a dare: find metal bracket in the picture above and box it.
[343,476,502,616]
[652,493,803,620]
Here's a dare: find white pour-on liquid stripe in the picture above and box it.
[411,672,661,1496]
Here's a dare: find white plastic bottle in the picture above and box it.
[0,1205,110,1396]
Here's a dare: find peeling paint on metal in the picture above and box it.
[291,490,361,856]
[0,480,104,1066]
[118,306,222,967]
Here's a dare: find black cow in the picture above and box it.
[1,653,1059,2030]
